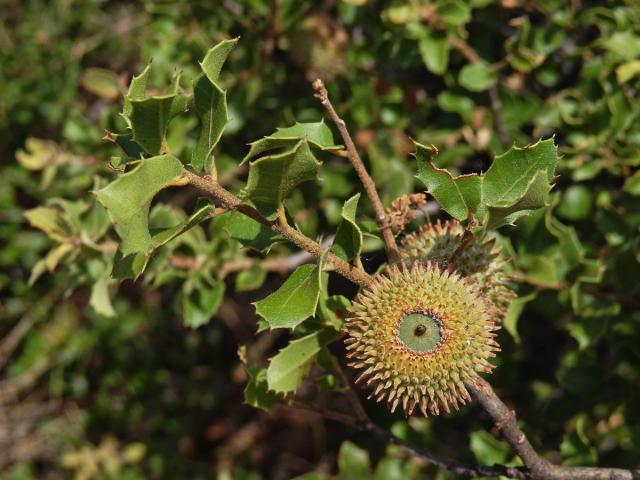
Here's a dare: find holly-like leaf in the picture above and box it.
[95,154,184,256]
[110,200,214,280]
[254,263,322,329]
[331,193,362,262]
[200,37,238,82]
[104,132,145,160]
[245,140,322,218]
[191,77,227,172]
[151,199,214,247]
[244,366,279,410]
[415,143,482,221]
[129,94,177,155]
[122,62,151,122]
[483,138,557,205]
[219,211,283,251]
[243,120,340,163]
[266,330,333,394]
[191,38,237,172]
[485,169,551,229]
[415,138,558,229]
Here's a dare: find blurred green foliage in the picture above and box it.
[2,0,640,478]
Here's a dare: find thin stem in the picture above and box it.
[359,421,528,479]
[184,170,374,289]
[448,217,477,271]
[328,353,368,422]
[312,79,402,264]
[467,378,640,480]
[317,356,527,479]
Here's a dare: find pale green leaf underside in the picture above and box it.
[254,263,321,330]
[95,155,184,256]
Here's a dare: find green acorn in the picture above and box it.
[401,220,514,321]
[344,263,499,416]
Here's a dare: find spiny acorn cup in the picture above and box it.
[401,220,514,321]
[344,263,500,416]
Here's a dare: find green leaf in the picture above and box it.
[183,278,225,328]
[190,39,237,172]
[623,170,640,196]
[110,201,214,280]
[419,30,449,75]
[243,120,340,163]
[415,138,558,228]
[485,169,552,229]
[483,138,557,206]
[254,263,322,330]
[235,264,267,292]
[80,67,120,100]
[556,185,593,221]
[331,193,362,262]
[150,199,214,248]
[95,155,184,256]
[111,249,149,280]
[89,275,116,317]
[616,60,640,84]
[245,140,322,218]
[15,138,60,171]
[122,62,151,122]
[415,142,482,221]
[470,430,511,464]
[200,37,238,83]
[459,61,496,92]
[266,330,333,394]
[129,94,177,155]
[219,211,283,251]
[244,366,279,410]
[337,441,371,480]
[191,76,227,172]
[104,132,145,160]
[24,206,72,242]
[437,1,471,26]
[503,292,537,343]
